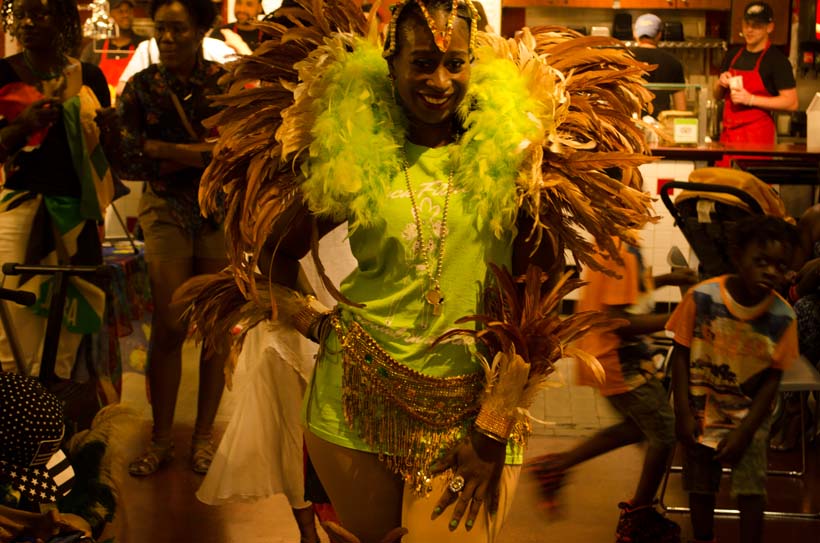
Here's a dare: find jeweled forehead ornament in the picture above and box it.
[383,0,480,58]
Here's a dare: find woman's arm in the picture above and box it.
[0,506,91,542]
[111,80,215,179]
[255,202,343,340]
[431,216,564,530]
[257,201,341,288]
[512,214,561,278]
[0,98,62,162]
[143,140,215,171]
[109,80,157,182]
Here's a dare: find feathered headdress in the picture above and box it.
[180,0,657,378]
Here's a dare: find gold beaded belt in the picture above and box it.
[334,317,484,493]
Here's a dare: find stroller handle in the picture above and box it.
[2,263,109,277]
[0,287,36,306]
[659,181,764,226]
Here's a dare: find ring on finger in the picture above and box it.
[449,475,465,493]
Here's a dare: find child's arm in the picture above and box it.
[611,310,670,337]
[715,368,783,464]
[610,268,698,337]
[670,343,698,448]
[653,269,698,289]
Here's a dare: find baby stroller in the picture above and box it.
[659,167,788,280]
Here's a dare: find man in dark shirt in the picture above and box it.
[79,0,145,93]
[210,0,266,54]
[629,13,686,118]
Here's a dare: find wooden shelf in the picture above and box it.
[621,39,727,49]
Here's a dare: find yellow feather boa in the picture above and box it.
[300,37,547,239]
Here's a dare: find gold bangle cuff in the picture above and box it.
[290,295,329,339]
[474,425,508,444]
[475,406,514,443]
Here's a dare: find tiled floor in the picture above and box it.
[106,344,820,543]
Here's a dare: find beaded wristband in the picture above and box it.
[475,405,514,443]
[290,295,331,340]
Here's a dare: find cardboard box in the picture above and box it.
[658,110,698,145]
[808,92,820,151]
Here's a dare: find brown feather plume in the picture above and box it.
[183,3,659,379]
[434,263,626,408]
[473,26,658,272]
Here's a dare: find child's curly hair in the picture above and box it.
[729,215,800,257]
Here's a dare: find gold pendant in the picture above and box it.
[425,289,444,316]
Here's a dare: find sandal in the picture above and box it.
[128,441,174,477]
[523,453,568,512]
[190,437,215,474]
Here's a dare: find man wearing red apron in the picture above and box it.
[210,0,266,54]
[79,0,145,99]
[714,2,797,167]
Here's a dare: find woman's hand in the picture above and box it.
[430,430,506,531]
[54,513,92,538]
[25,509,60,541]
[14,98,61,134]
[94,107,118,134]
[142,139,167,160]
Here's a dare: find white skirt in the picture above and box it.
[196,323,317,508]
[197,223,356,508]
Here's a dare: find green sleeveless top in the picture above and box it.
[304,142,522,463]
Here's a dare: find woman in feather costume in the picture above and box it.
[179,1,659,541]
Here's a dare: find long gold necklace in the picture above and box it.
[401,150,453,316]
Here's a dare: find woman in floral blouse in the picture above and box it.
[110,0,227,477]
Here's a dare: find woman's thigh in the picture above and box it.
[146,258,194,339]
[304,430,404,542]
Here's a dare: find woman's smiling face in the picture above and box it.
[389,8,471,144]
[154,1,203,72]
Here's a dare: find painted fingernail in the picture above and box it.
[466,519,474,529]
[449,519,458,530]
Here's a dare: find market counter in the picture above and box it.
[649,142,820,162]
[649,143,820,186]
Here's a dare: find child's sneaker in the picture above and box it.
[522,453,568,512]
[615,501,681,543]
